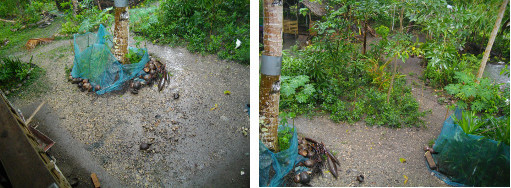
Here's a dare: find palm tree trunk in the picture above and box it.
[260,0,283,152]
[477,0,508,80]
[113,0,129,64]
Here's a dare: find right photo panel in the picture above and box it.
[258,0,510,186]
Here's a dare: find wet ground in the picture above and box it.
[278,34,451,186]
[8,29,250,186]
[292,55,448,187]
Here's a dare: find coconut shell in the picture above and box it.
[133,81,141,89]
[139,143,151,150]
[304,159,315,167]
[298,149,308,157]
[143,74,152,81]
[293,174,301,183]
[357,175,364,182]
[83,83,91,91]
[71,78,81,84]
[307,150,315,158]
[144,67,150,73]
[299,172,311,184]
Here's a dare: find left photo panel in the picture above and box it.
[0,0,250,187]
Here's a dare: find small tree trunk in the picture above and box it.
[96,0,102,10]
[399,6,404,32]
[477,0,508,80]
[113,0,129,64]
[392,4,395,31]
[260,0,283,152]
[387,54,398,103]
[71,0,79,16]
[363,17,367,55]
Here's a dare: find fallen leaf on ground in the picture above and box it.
[26,38,53,49]
[399,157,406,163]
[224,90,231,95]
[210,103,218,111]
[403,175,408,185]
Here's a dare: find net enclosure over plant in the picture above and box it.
[430,109,509,187]
[71,24,149,94]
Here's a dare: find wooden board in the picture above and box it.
[0,92,70,188]
[425,151,437,169]
[283,20,298,36]
[91,173,101,188]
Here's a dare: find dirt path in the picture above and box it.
[8,31,250,187]
[292,55,449,186]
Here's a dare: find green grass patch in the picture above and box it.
[0,17,65,55]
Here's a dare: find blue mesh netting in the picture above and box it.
[71,24,149,94]
[259,125,307,187]
[430,108,510,187]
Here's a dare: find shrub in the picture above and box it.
[132,0,249,64]
[445,71,508,116]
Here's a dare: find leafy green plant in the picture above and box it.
[133,0,249,64]
[453,110,485,135]
[125,49,144,64]
[280,75,316,114]
[445,71,506,115]
[452,110,510,145]
[59,3,113,34]
[480,116,510,145]
[0,56,31,82]
[277,125,295,151]
[366,58,396,91]
[278,112,296,151]
[0,56,43,92]
[281,75,315,104]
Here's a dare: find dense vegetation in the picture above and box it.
[131,0,250,64]
[278,0,509,144]
[0,57,45,94]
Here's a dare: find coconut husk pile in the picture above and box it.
[68,57,169,94]
[129,57,169,94]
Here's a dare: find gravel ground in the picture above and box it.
[9,31,250,187]
[291,56,449,187]
[276,35,449,187]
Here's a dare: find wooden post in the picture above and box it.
[476,0,508,81]
[260,0,283,152]
[113,0,129,64]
